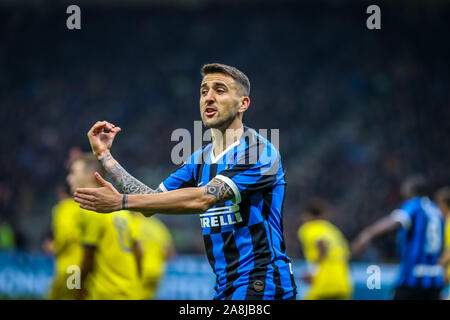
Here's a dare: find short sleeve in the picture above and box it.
[215,141,283,204]
[81,212,105,247]
[52,201,80,253]
[152,218,173,254]
[445,220,450,250]
[390,201,416,231]
[298,225,320,263]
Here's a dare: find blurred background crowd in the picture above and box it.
[1,0,449,265]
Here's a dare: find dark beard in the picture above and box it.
[202,102,240,131]
[203,115,236,131]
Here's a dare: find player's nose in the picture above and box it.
[204,90,215,103]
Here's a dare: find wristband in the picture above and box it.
[122,194,128,210]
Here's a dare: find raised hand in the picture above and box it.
[87,121,121,159]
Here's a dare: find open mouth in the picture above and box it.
[204,106,217,117]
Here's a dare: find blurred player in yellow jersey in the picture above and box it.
[79,209,142,300]
[435,187,450,298]
[67,152,143,300]
[297,198,353,300]
[47,184,83,300]
[132,213,175,299]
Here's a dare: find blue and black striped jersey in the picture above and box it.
[391,196,445,289]
[159,126,297,299]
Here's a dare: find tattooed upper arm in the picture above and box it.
[205,178,235,204]
[99,153,163,195]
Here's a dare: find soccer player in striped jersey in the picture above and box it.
[435,187,450,299]
[74,63,297,300]
[352,175,445,300]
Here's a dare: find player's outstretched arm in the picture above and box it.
[99,153,162,195]
[87,121,162,195]
[74,176,234,216]
[351,216,401,256]
[125,177,235,215]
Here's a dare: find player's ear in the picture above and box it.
[238,96,250,113]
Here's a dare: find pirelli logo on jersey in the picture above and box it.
[200,204,243,228]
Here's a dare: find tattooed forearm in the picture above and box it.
[98,153,162,195]
[205,178,234,204]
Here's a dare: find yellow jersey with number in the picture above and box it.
[80,209,141,300]
[48,198,83,300]
[297,220,353,300]
[132,213,173,299]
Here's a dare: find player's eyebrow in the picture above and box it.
[200,82,228,89]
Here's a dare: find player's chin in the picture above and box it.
[202,116,232,130]
[202,118,220,129]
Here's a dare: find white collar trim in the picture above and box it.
[210,140,241,164]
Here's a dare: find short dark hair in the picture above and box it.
[76,152,106,178]
[303,198,330,217]
[401,174,428,198]
[201,63,250,97]
[435,187,450,208]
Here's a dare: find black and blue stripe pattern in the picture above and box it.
[160,126,297,300]
[395,197,445,289]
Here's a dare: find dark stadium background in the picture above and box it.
[0,0,449,299]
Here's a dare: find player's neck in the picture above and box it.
[211,121,244,158]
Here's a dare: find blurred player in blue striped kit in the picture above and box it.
[435,187,450,299]
[73,63,297,300]
[352,175,445,300]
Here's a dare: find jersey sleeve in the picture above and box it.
[298,225,320,263]
[52,203,68,253]
[390,201,416,231]
[81,212,105,247]
[151,217,173,256]
[159,151,199,192]
[214,140,283,204]
[52,201,80,255]
[445,220,450,250]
